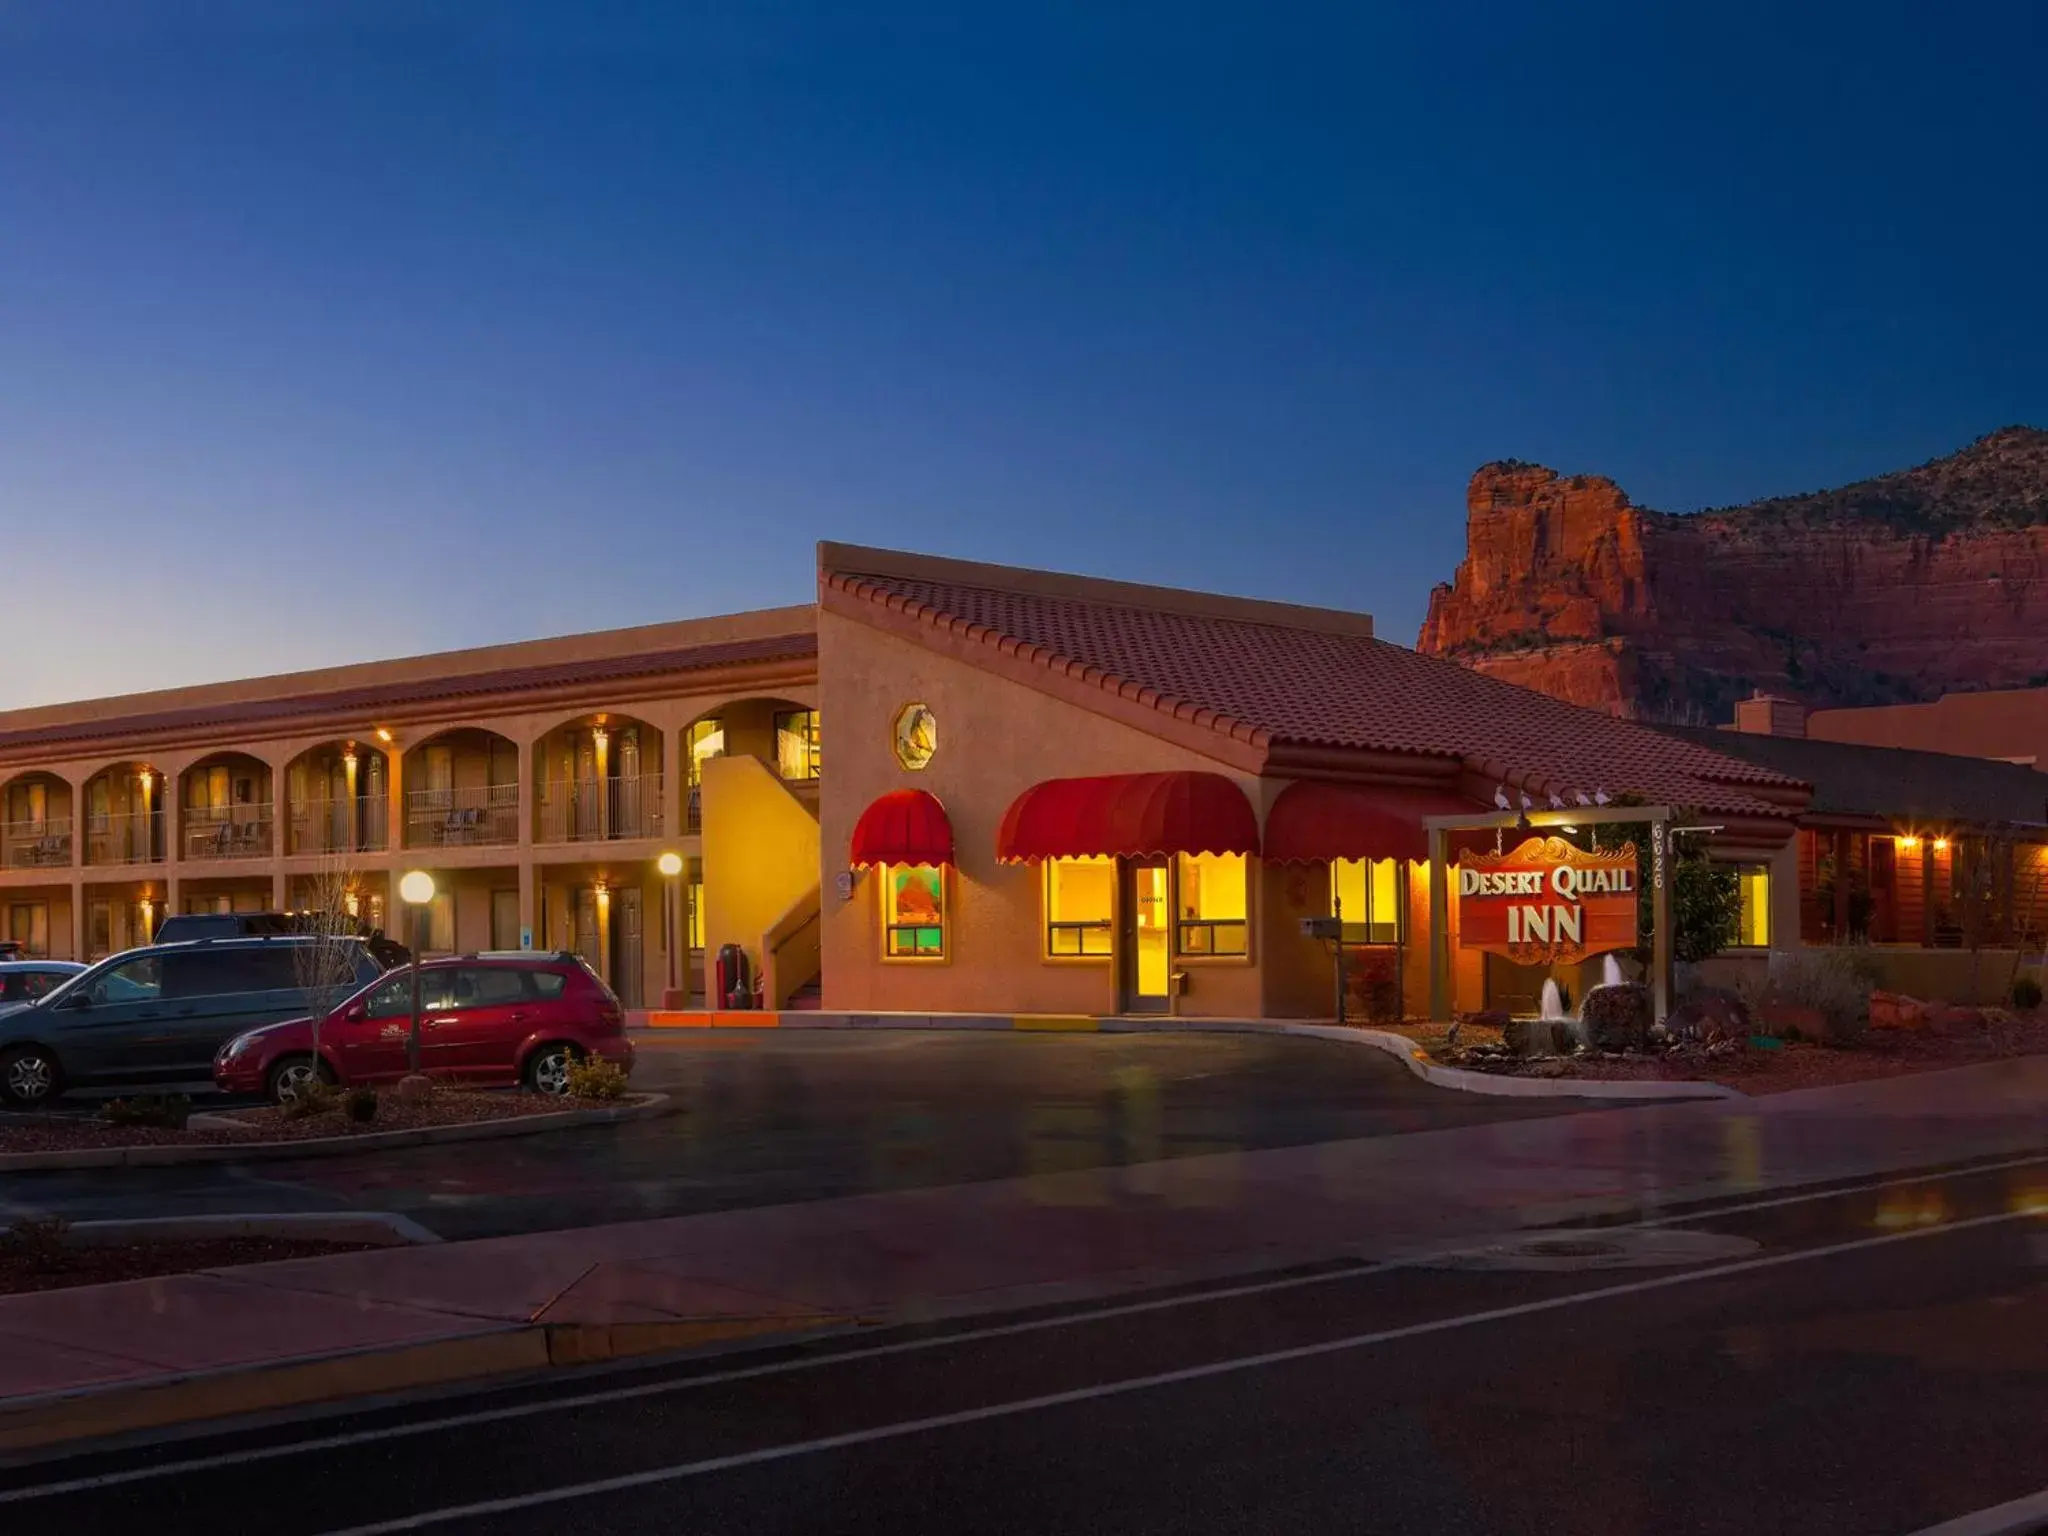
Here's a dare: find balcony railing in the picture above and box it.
[86,811,165,866]
[185,803,275,861]
[3,819,72,869]
[288,796,391,856]
[406,784,519,848]
[536,774,664,844]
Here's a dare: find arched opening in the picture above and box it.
[681,696,818,833]
[180,752,274,861]
[284,740,391,856]
[81,761,167,866]
[402,727,519,848]
[0,771,74,870]
[533,712,664,843]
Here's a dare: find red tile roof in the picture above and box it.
[826,563,1804,820]
[0,633,818,754]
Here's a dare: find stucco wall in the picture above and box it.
[818,609,1273,1018]
[700,753,820,996]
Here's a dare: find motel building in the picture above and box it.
[0,544,2040,1020]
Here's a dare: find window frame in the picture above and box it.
[1172,851,1253,962]
[1329,857,1408,948]
[878,862,949,963]
[772,709,822,783]
[1042,856,1115,962]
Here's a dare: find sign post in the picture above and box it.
[1651,821,1672,1025]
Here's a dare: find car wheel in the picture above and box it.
[267,1055,332,1106]
[0,1045,61,1109]
[525,1043,580,1097]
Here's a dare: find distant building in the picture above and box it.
[1804,686,2048,772]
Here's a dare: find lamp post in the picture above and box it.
[398,869,435,1075]
[657,851,683,1003]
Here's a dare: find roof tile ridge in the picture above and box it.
[832,569,1273,749]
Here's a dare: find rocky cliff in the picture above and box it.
[1416,427,2048,716]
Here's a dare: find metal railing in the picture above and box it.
[2,819,72,869]
[85,811,165,866]
[405,783,520,847]
[288,796,392,855]
[535,774,664,844]
[184,803,275,861]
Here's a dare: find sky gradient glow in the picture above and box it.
[2,1,2043,708]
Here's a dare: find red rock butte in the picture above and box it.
[1416,426,2048,717]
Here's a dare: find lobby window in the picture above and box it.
[880,864,946,959]
[1045,856,1113,956]
[1735,864,1771,948]
[1175,852,1248,956]
[1330,858,1404,945]
[775,709,821,782]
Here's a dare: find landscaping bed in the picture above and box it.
[0,1233,375,1296]
[1385,1006,2048,1095]
[1,1085,643,1155]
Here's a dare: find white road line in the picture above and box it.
[7,1147,2047,1504]
[299,1204,2048,1536]
[1905,1485,2048,1536]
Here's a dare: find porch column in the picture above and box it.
[342,747,361,854]
[71,877,85,962]
[1833,830,1851,937]
[518,860,536,950]
[388,746,407,857]
[272,872,287,910]
[593,727,611,841]
[1921,839,1935,946]
[595,882,612,984]
[516,738,535,850]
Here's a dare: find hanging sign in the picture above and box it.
[1456,835,1638,964]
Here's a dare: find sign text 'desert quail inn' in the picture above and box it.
[1456,835,1638,964]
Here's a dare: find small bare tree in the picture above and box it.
[291,855,366,1092]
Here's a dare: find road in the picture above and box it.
[4,1154,2045,1535]
[8,1031,1620,1239]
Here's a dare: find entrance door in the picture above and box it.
[1120,858,1171,1013]
[611,886,643,1007]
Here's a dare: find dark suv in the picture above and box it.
[0,936,386,1107]
[153,911,411,968]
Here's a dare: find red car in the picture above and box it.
[214,952,633,1103]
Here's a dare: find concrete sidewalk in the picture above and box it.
[2,1055,2044,1451]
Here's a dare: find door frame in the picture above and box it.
[1118,856,1172,1014]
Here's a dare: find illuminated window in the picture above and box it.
[1330,858,1404,945]
[1045,856,1113,956]
[1736,865,1771,948]
[686,719,724,786]
[881,864,946,958]
[1175,852,1249,956]
[774,710,821,782]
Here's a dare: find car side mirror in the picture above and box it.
[56,993,92,1011]
[344,1002,367,1023]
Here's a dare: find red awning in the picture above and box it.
[996,771,1260,863]
[1263,781,1485,864]
[849,788,955,869]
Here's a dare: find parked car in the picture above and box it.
[0,960,87,1014]
[214,952,633,1103]
[0,937,386,1108]
[153,910,411,969]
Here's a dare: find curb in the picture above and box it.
[0,1093,672,1172]
[641,1016,1743,1101]
[0,1311,850,1455]
[58,1212,443,1247]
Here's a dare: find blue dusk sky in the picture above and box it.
[2,1,2042,707]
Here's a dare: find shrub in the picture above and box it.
[2013,976,2044,1011]
[98,1093,192,1130]
[1764,949,1873,1042]
[563,1054,630,1101]
[1582,983,1653,1051]
[1,1215,71,1269]
[280,1079,339,1120]
[1665,986,1751,1044]
[343,1086,379,1124]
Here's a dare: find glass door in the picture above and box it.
[1120,858,1171,1013]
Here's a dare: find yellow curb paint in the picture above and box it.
[0,1331,551,1454]
[710,1011,782,1029]
[1013,1015,1098,1032]
[543,1315,843,1366]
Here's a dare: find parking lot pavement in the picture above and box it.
[4,1031,1619,1240]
